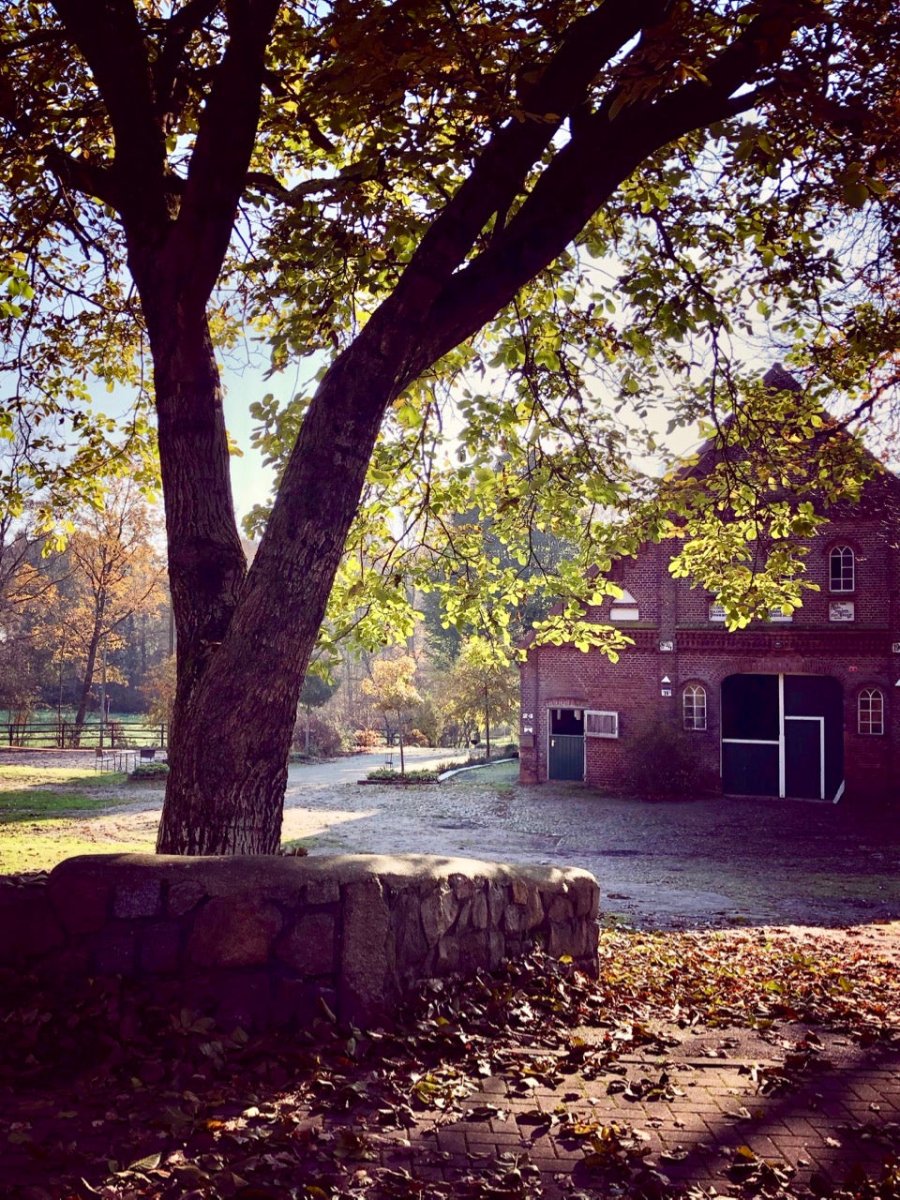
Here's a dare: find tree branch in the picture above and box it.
[262,70,337,153]
[371,0,668,336]
[171,0,280,314]
[45,147,122,211]
[153,0,221,118]
[48,0,169,228]
[406,0,811,381]
[0,27,65,60]
[245,159,386,205]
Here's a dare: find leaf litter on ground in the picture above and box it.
[0,926,897,1199]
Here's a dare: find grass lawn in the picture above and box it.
[0,765,153,874]
[0,788,122,821]
[444,759,518,789]
[0,765,107,789]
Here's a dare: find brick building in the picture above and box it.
[518,380,900,805]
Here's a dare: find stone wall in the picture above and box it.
[0,853,599,1028]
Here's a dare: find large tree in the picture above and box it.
[444,638,519,760]
[0,0,896,852]
[36,479,166,738]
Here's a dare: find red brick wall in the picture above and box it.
[519,487,900,805]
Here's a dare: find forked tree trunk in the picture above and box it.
[156,338,397,854]
[43,0,804,858]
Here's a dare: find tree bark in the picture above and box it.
[73,612,103,743]
[156,336,398,853]
[148,311,248,706]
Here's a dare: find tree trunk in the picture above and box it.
[156,336,398,854]
[305,705,311,756]
[398,716,405,778]
[73,614,104,743]
[148,312,249,706]
[485,687,491,762]
[149,1,783,855]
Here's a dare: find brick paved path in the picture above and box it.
[314,1023,900,1196]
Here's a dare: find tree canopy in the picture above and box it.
[0,0,897,852]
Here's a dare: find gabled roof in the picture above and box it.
[761,362,802,393]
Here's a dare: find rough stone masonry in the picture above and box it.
[0,853,600,1028]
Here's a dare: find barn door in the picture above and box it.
[784,717,824,799]
[722,674,843,800]
[548,708,584,781]
[783,676,842,800]
[721,674,780,797]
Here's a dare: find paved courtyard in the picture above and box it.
[381,1019,900,1200]
[2,750,898,1197]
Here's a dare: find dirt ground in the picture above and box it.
[3,748,898,933]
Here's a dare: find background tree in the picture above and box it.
[297,671,338,757]
[362,656,422,777]
[444,639,519,760]
[141,655,177,728]
[0,0,896,853]
[36,481,166,739]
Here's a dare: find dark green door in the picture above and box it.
[784,718,823,799]
[721,674,779,796]
[549,735,584,780]
[548,708,585,780]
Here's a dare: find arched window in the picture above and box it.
[830,545,855,593]
[609,588,640,622]
[858,688,884,735]
[683,684,707,731]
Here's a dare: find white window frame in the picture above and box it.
[708,603,727,623]
[830,545,855,593]
[683,684,707,731]
[585,710,619,739]
[768,607,793,623]
[609,605,640,622]
[858,688,884,736]
[609,588,639,622]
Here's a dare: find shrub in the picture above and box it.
[405,727,429,747]
[129,762,170,781]
[626,719,704,798]
[292,715,343,758]
[365,767,439,782]
[354,728,381,748]
[409,698,443,746]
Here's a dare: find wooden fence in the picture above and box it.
[2,721,168,750]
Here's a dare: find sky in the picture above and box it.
[95,323,809,538]
[221,362,279,524]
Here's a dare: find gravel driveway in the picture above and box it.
[4,747,898,931]
[280,752,900,931]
